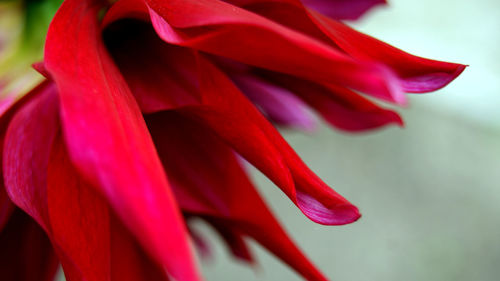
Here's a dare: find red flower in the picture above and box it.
[0,0,464,280]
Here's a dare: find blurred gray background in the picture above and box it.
[191,0,500,280]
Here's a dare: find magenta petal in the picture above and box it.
[262,72,404,131]
[44,1,201,280]
[230,74,316,130]
[302,0,387,20]
[3,81,58,232]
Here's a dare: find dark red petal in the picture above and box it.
[144,0,402,100]
[44,1,201,279]
[110,215,170,281]
[310,11,466,93]
[105,22,199,113]
[104,0,150,26]
[0,185,13,231]
[186,222,213,259]
[147,111,328,280]
[206,219,255,264]
[0,209,59,281]
[47,136,112,281]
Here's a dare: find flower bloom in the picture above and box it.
[0,0,464,280]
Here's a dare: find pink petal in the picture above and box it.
[44,1,201,280]
[262,72,403,131]
[230,74,316,131]
[301,0,387,20]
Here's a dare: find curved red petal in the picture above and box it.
[183,55,361,225]
[44,1,201,280]
[3,81,58,232]
[310,11,466,93]
[147,111,329,280]
[262,72,403,131]
[145,0,402,100]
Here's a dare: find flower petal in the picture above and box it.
[144,0,402,100]
[49,134,170,281]
[310,11,467,93]
[262,72,403,131]
[204,218,255,264]
[230,74,317,131]
[185,55,360,225]
[44,1,201,280]
[3,81,109,281]
[0,209,59,281]
[47,135,112,281]
[301,0,386,20]
[104,21,199,113]
[147,111,328,280]
[3,81,58,232]
[110,215,171,281]
[0,178,14,231]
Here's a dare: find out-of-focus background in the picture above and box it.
[189,0,500,280]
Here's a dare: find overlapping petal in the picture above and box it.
[309,11,466,93]
[225,0,465,99]
[185,55,361,225]
[230,74,317,130]
[147,111,328,280]
[260,71,403,131]
[138,0,404,101]
[44,0,201,280]
[0,0,466,280]
[107,24,360,225]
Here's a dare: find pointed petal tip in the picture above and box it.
[297,192,361,225]
[393,113,405,128]
[402,63,467,93]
